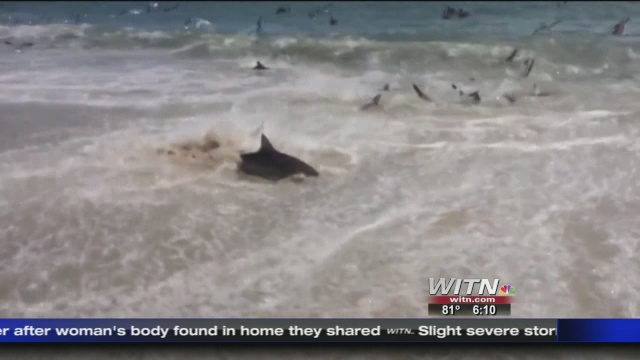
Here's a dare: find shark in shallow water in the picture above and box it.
[238,134,319,181]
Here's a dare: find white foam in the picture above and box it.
[2,41,640,321]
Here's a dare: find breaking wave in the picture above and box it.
[3,23,640,74]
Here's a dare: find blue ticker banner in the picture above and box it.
[0,318,637,343]
[557,319,640,342]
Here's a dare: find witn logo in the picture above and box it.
[428,278,514,296]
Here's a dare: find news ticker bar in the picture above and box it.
[428,304,511,316]
[1,319,640,342]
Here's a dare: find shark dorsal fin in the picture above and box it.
[260,134,276,152]
[412,83,424,97]
[360,94,382,111]
[412,83,432,102]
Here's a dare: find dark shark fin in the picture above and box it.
[260,134,277,152]
[360,94,382,110]
[412,83,432,102]
[505,48,518,62]
[253,61,268,70]
[468,91,481,103]
[503,93,517,103]
[522,58,535,78]
[452,83,465,95]
[613,17,630,36]
[412,83,424,97]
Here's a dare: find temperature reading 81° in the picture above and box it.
[442,305,461,315]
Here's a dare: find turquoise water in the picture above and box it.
[1,1,637,39]
[1,4,640,347]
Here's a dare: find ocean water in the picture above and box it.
[1,1,640,358]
